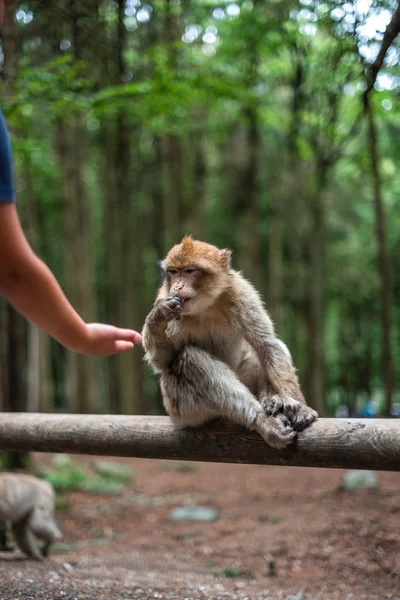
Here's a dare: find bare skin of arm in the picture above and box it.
[0,204,142,356]
[0,2,141,355]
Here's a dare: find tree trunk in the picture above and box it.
[162,134,184,249]
[56,118,98,414]
[52,1,99,414]
[152,138,166,259]
[235,110,261,290]
[191,132,206,240]
[160,0,184,251]
[22,156,52,413]
[286,174,308,382]
[307,167,328,416]
[285,45,307,376]
[0,301,8,411]
[115,114,144,415]
[101,0,144,415]
[0,2,30,469]
[268,191,284,332]
[233,6,261,289]
[101,120,121,413]
[364,95,395,417]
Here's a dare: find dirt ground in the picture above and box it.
[0,454,399,600]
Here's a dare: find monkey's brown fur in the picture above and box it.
[142,237,317,449]
[0,473,62,559]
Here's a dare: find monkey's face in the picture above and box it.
[166,267,206,315]
[162,237,232,316]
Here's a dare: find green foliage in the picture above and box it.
[79,476,124,495]
[2,0,400,416]
[4,56,92,124]
[94,460,133,483]
[162,462,197,473]
[0,451,32,471]
[55,496,72,512]
[40,455,127,494]
[40,456,87,491]
[213,568,255,579]
[51,542,71,555]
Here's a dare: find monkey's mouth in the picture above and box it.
[180,297,195,311]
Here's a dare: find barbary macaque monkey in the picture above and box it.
[142,237,317,449]
[0,473,62,559]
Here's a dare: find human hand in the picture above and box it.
[82,323,142,356]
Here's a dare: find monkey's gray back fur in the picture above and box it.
[0,473,62,560]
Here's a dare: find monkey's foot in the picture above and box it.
[262,395,318,432]
[255,413,297,449]
[292,404,318,431]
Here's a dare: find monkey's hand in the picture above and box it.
[151,296,182,326]
[255,413,297,449]
[262,395,318,432]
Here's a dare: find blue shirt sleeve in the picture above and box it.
[0,107,15,203]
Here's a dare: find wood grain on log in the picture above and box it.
[0,414,399,471]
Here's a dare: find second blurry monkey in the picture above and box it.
[0,473,62,559]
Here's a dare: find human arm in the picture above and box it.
[0,203,142,355]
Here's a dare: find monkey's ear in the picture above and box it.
[157,260,166,283]
[219,249,232,271]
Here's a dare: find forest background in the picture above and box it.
[0,0,399,421]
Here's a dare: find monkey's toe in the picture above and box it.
[262,395,301,421]
[272,412,291,428]
[263,396,284,416]
[267,428,297,449]
[292,408,318,432]
[258,414,297,449]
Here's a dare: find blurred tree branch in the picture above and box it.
[364,0,400,96]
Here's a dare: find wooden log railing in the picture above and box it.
[0,414,399,471]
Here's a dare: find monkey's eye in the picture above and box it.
[184,268,197,274]
[167,269,179,276]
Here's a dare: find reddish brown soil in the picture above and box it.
[0,455,399,600]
